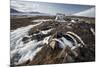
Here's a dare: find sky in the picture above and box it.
[74,7,95,17]
[11,0,95,15]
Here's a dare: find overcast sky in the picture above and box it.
[11,0,95,15]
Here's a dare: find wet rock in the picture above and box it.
[22,37,30,43]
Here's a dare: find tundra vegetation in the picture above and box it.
[10,15,95,66]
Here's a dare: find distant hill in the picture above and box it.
[29,12,44,14]
[10,8,21,13]
[10,8,45,14]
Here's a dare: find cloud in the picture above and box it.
[11,0,39,12]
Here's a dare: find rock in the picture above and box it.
[22,37,30,43]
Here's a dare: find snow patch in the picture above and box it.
[61,37,73,48]
[32,19,53,22]
[11,22,44,64]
